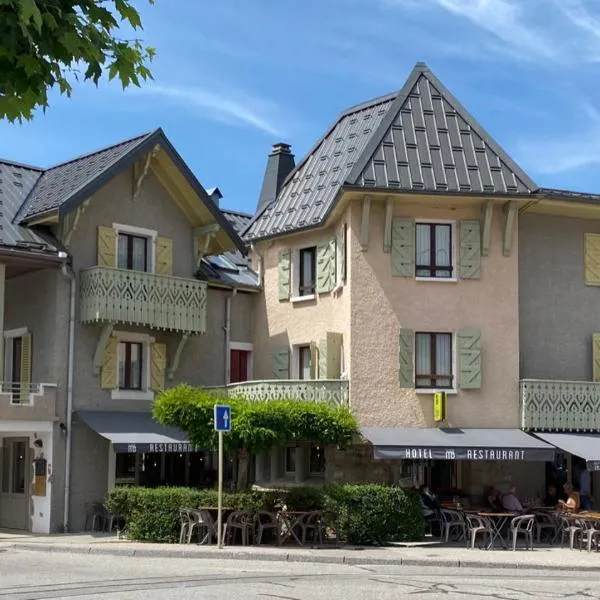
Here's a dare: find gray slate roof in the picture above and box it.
[16,132,153,221]
[0,160,62,252]
[222,208,252,234]
[244,62,537,241]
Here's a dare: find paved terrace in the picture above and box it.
[1,531,599,571]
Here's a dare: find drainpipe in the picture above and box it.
[60,262,76,532]
[223,288,238,384]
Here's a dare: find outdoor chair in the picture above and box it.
[578,519,600,553]
[223,510,254,546]
[179,508,190,544]
[465,514,493,549]
[187,508,215,545]
[534,511,557,544]
[299,511,324,545]
[559,515,583,550]
[441,509,466,543]
[84,502,107,532]
[508,514,535,551]
[255,511,280,545]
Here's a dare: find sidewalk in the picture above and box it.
[1,530,599,571]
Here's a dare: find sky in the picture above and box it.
[3,0,600,214]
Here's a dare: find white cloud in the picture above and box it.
[131,84,283,137]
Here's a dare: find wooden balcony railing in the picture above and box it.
[209,379,350,407]
[0,383,57,421]
[80,266,207,334]
[520,379,600,432]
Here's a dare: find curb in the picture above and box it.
[6,542,600,571]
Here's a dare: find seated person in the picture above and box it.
[483,486,503,511]
[558,483,580,512]
[501,487,523,512]
[419,485,442,535]
[543,484,561,507]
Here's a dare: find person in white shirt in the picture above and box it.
[501,487,523,512]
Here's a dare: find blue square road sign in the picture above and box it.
[214,404,231,432]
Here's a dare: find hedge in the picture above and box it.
[106,484,424,545]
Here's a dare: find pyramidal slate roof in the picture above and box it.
[244,62,537,241]
[16,131,155,221]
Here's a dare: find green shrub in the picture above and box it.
[325,484,424,545]
[105,484,424,545]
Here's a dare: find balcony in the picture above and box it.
[520,379,600,432]
[211,379,349,407]
[80,267,207,334]
[0,383,57,421]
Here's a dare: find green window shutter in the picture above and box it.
[459,220,481,279]
[155,237,173,276]
[337,225,347,286]
[20,333,32,392]
[318,332,343,379]
[458,329,482,389]
[391,218,414,277]
[101,336,118,389]
[585,234,600,286]
[317,239,336,293]
[271,346,290,379]
[310,342,318,379]
[278,250,291,301]
[399,328,414,388]
[97,226,117,268]
[150,343,167,391]
[593,334,600,382]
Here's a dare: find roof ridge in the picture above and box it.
[46,130,156,171]
[221,207,252,218]
[0,158,43,171]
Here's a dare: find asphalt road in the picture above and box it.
[0,549,599,600]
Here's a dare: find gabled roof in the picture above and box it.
[9,128,245,254]
[244,62,537,241]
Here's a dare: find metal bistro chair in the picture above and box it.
[254,511,281,545]
[84,502,107,532]
[534,511,558,544]
[441,509,467,543]
[508,514,535,551]
[466,514,494,549]
[300,511,324,546]
[559,514,583,550]
[179,508,191,544]
[223,510,254,546]
[578,519,600,553]
[187,509,215,545]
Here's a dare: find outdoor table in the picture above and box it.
[477,512,518,550]
[277,511,309,546]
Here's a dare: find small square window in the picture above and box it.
[118,341,143,390]
[298,247,316,296]
[118,233,148,272]
[415,332,453,389]
[415,223,453,278]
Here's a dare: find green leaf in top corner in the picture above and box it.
[19,0,43,31]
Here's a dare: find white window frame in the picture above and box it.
[290,246,316,303]
[112,223,158,274]
[414,219,457,283]
[291,343,312,380]
[228,342,254,383]
[111,331,155,401]
[414,331,458,395]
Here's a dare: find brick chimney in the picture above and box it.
[256,143,295,214]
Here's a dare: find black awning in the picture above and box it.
[361,427,555,462]
[77,410,193,453]
[534,432,600,471]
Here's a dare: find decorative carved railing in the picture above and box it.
[80,266,207,334]
[0,383,57,421]
[520,379,600,431]
[210,379,349,407]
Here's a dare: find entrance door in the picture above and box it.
[0,438,30,530]
[230,350,249,383]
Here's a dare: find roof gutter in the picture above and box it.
[0,246,68,264]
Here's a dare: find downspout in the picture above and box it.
[60,262,76,532]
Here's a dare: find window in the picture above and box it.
[298,345,312,380]
[309,444,325,475]
[416,223,452,278]
[118,341,143,390]
[285,447,297,473]
[1,439,27,494]
[298,247,316,296]
[230,348,251,383]
[415,332,453,389]
[117,233,148,272]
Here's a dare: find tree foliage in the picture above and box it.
[153,385,359,455]
[0,0,155,121]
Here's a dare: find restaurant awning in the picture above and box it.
[534,432,600,471]
[77,411,194,453]
[361,427,556,462]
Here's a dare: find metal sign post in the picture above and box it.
[213,404,231,549]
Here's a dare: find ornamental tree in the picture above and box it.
[0,0,155,122]
[153,385,359,489]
